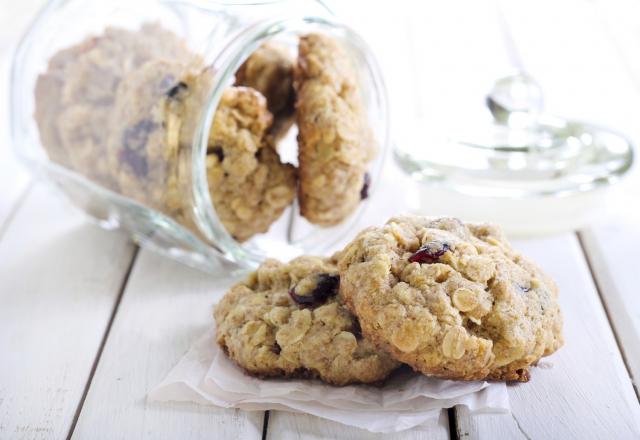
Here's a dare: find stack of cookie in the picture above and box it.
[215,215,564,385]
[205,32,377,240]
[35,26,376,243]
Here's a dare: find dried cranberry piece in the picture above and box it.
[166,81,188,99]
[289,273,340,307]
[352,320,363,340]
[120,119,156,177]
[408,241,451,264]
[209,145,224,162]
[123,119,156,151]
[360,172,371,200]
[118,148,148,178]
[288,289,315,306]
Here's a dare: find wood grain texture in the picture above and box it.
[573,0,640,394]
[266,410,450,440]
[70,249,264,440]
[455,235,640,439]
[579,228,640,392]
[0,183,136,440]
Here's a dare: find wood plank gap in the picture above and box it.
[261,410,270,440]
[576,231,639,400]
[0,177,34,242]
[447,407,459,440]
[65,245,141,439]
[509,412,533,440]
[452,406,537,440]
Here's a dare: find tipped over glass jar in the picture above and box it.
[10,0,389,272]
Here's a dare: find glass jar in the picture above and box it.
[10,0,389,273]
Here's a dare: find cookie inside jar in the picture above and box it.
[33,20,386,266]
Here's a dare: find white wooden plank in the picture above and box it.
[455,234,640,439]
[0,182,136,440]
[70,249,264,440]
[572,0,640,391]
[454,406,523,440]
[579,227,640,389]
[266,410,450,440]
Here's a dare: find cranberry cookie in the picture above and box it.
[235,42,295,140]
[206,87,297,242]
[337,216,563,382]
[107,59,201,220]
[214,256,400,385]
[294,33,376,226]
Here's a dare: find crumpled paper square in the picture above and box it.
[149,325,509,433]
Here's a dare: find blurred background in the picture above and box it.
[1,0,639,230]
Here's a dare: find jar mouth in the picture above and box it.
[191,15,390,268]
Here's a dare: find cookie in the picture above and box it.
[206,87,296,242]
[34,23,196,189]
[337,216,563,382]
[214,256,400,385]
[235,42,295,140]
[294,33,376,226]
[106,59,203,220]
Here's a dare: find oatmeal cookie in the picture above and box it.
[106,59,203,219]
[337,216,563,382]
[206,87,296,242]
[235,42,295,140]
[34,23,196,189]
[294,33,376,226]
[214,256,400,385]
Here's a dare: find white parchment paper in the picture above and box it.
[149,325,509,433]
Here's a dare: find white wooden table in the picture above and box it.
[1,1,639,439]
